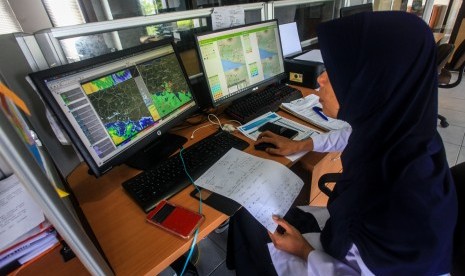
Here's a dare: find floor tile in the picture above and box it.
[437,124,465,145]
[159,266,176,276]
[438,107,465,128]
[195,237,226,276]
[438,78,465,100]
[210,261,236,276]
[208,228,228,252]
[457,147,465,164]
[444,142,460,166]
[438,97,465,113]
[438,89,465,100]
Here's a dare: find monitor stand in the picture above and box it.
[125,133,187,171]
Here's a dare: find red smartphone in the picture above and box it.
[146,200,204,239]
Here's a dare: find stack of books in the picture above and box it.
[0,175,60,275]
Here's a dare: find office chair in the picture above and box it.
[318,161,464,275]
[436,43,455,128]
[318,172,341,197]
[438,40,465,89]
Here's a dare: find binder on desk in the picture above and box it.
[280,95,349,132]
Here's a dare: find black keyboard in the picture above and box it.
[122,130,249,212]
[225,83,303,123]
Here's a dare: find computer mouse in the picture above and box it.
[254,142,277,151]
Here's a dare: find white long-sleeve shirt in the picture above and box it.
[267,206,375,276]
[312,126,352,153]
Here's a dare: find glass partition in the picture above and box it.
[34,3,266,77]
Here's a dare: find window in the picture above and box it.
[42,0,85,27]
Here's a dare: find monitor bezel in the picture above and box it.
[29,39,199,177]
[195,19,287,108]
[340,3,373,17]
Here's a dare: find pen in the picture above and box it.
[312,106,328,121]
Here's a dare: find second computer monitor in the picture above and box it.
[340,3,373,17]
[195,20,286,107]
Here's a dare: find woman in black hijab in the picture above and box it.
[227,11,457,275]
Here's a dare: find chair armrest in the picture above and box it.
[318,173,342,197]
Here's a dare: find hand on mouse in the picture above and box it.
[256,131,311,156]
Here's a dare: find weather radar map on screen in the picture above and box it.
[196,20,285,106]
[79,55,192,147]
[30,40,196,176]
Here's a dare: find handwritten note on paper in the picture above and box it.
[195,148,304,232]
[212,6,245,30]
[0,175,45,251]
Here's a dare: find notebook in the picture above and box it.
[280,94,349,131]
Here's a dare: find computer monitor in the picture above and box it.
[195,20,286,107]
[29,39,198,177]
[340,3,373,17]
[279,22,303,58]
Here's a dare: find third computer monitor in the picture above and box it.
[195,20,286,107]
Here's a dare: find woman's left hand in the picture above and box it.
[268,215,314,261]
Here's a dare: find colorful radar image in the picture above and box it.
[81,53,192,146]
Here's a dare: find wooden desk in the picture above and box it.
[434,32,445,44]
[66,86,341,275]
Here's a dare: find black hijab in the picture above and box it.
[317,11,457,275]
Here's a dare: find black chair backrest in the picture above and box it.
[340,3,373,18]
[437,43,454,72]
[448,40,465,71]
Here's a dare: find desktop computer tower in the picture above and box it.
[284,58,325,89]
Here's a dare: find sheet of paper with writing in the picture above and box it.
[194,148,304,232]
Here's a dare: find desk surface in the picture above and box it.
[434,32,445,43]
[66,86,327,275]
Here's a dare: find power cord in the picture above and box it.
[179,147,202,276]
[190,114,242,139]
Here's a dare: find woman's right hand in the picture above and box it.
[255,131,312,156]
[268,215,314,261]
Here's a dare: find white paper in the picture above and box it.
[18,234,58,264]
[281,95,349,131]
[212,6,245,30]
[294,49,324,63]
[237,112,319,161]
[0,231,57,267]
[0,175,45,252]
[237,112,319,141]
[195,148,304,232]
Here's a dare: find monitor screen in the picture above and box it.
[279,22,302,58]
[195,20,286,107]
[340,3,373,17]
[30,39,198,177]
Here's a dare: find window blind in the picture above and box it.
[42,0,85,27]
[0,0,22,34]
